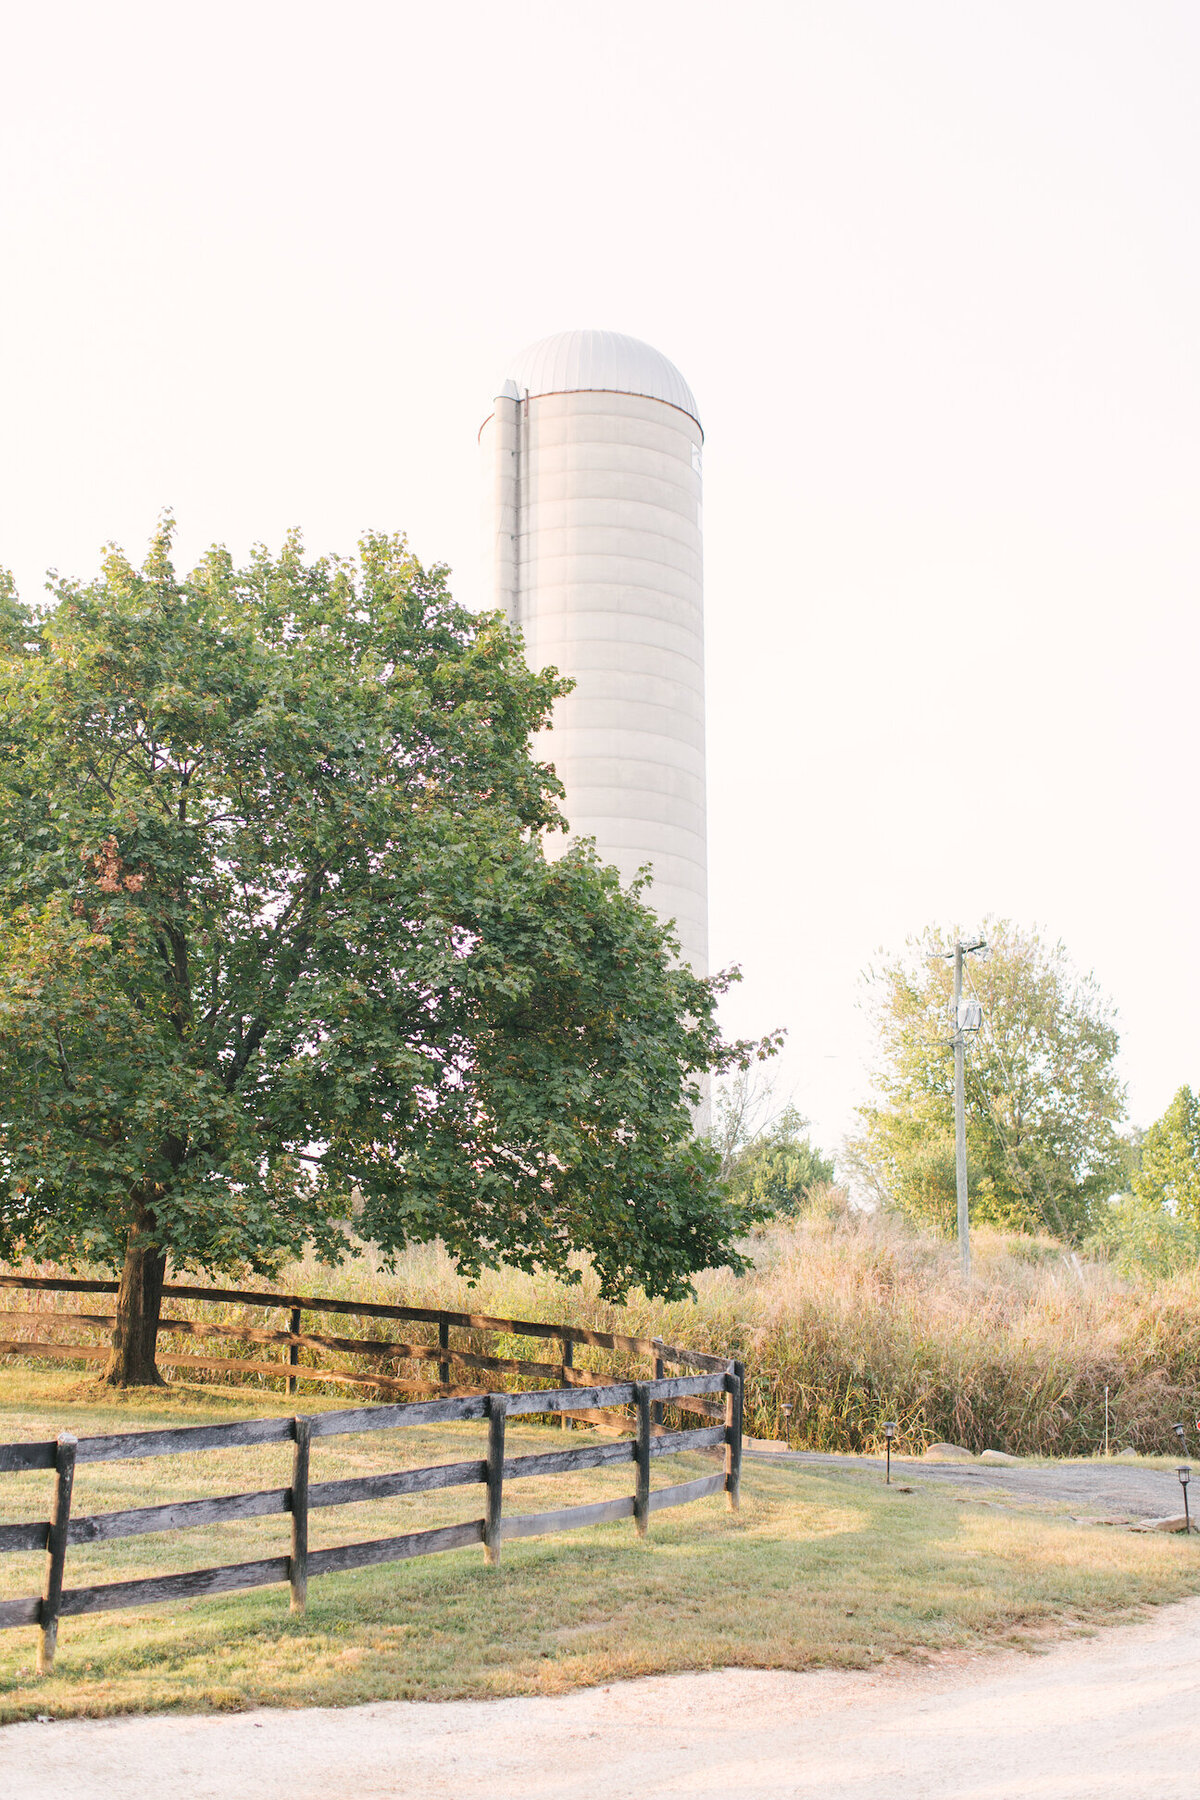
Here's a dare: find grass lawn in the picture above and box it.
[2,1367,1199,1724]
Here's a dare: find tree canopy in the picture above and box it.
[725,1105,834,1217]
[0,522,759,1380]
[712,1070,832,1219]
[847,920,1127,1240]
[1132,1086,1200,1223]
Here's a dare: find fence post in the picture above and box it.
[484,1392,508,1565]
[724,1361,744,1512]
[37,1432,77,1675]
[438,1318,450,1390]
[561,1336,573,1429]
[652,1339,665,1429]
[289,1416,311,1614]
[634,1382,652,1538]
[287,1306,301,1396]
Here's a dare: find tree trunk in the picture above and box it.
[103,1229,168,1387]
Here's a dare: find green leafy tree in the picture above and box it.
[0,570,29,654]
[1132,1086,1200,1222]
[713,1071,832,1217]
[726,1105,834,1217]
[847,920,1126,1240]
[0,522,760,1384]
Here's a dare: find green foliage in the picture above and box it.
[724,1106,834,1218]
[1087,1089,1200,1276]
[1132,1086,1200,1223]
[1086,1191,1200,1279]
[0,569,33,656]
[0,521,758,1302]
[847,919,1127,1241]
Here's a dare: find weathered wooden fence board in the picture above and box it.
[69,1488,292,1543]
[647,1473,725,1512]
[0,1312,561,1379]
[0,1340,107,1364]
[501,1440,634,1481]
[76,1417,296,1465]
[501,1495,637,1540]
[307,1518,485,1576]
[309,1459,487,1509]
[649,1425,727,1455]
[0,1518,47,1553]
[0,1439,58,1473]
[0,1594,41,1629]
[58,1554,292,1617]
[308,1396,490,1436]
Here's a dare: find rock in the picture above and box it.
[1117,1447,1140,1458]
[979,1449,1019,1465]
[923,1443,977,1462]
[1131,1514,1191,1533]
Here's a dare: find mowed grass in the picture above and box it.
[2,1372,1200,1723]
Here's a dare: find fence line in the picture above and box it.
[0,1275,730,1425]
[0,1365,744,1671]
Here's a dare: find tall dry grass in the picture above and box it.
[711,1193,1200,1456]
[268,1188,1200,1457]
[7,1187,1200,1455]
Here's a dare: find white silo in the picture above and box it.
[479,330,708,977]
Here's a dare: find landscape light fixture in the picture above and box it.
[781,1402,793,1448]
[1179,1465,1192,1534]
[884,1421,897,1485]
[1174,1423,1188,1452]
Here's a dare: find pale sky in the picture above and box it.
[2,2,1197,1159]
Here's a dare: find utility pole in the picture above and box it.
[951,938,986,1281]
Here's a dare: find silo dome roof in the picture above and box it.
[501,330,701,431]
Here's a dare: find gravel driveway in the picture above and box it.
[747,1447,1193,1520]
[5,1597,1200,1799]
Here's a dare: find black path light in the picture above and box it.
[1173,1422,1188,1453]
[884,1422,897,1485]
[1179,1465,1192,1534]
[781,1402,793,1448]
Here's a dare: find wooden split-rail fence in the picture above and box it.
[0,1273,744,1673]
[0,1274,729,1428]
[0,1368,744,1673]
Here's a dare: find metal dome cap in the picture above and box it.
[500,330,701,432]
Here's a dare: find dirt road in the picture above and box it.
[4,1595,1199,1799]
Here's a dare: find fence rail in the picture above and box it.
[0,1365,743,1670]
